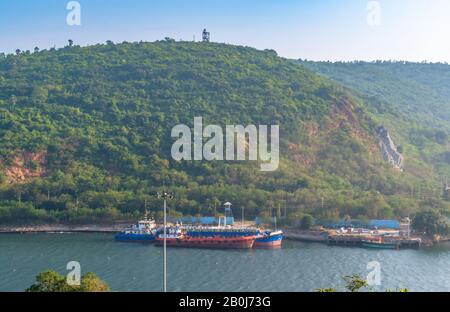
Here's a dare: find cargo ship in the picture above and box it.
[183,225,260,237]
[254,230,283,248]
[155,227,256,249]
[115,217,158,242]
[156,234,256,249]
[181,225,283,248]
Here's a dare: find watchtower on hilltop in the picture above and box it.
[202,29,210,42]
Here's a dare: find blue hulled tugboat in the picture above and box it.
[115,216,158,243]
[254,230,283,248]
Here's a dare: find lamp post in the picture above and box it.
[154,190,174,292]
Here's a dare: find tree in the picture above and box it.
[79,272,111,292]
[34,47,40,53]
[31,86,48,104]
[26,270,110,292]
[15,49,21,55]
[316,288,336,292]
[68,39,74,47]
[435,130,448,144]
[316,275,408,292]
[26,270,68,292]
[10,94,17,111]
[299,214,314,230]
[343,275,368,292]
[412,210,449,236]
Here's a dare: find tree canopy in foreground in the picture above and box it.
[26,270,110,292]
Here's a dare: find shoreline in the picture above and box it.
[1,225,446,248]
[0,223,129,234]
[283,229,442,248]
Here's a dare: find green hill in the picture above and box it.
[0,41,447,224]
[299,60,450,129]
[300,60,450,185]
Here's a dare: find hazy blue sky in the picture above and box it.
[1,0,449,62]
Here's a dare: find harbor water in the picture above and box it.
[1,233,450,292]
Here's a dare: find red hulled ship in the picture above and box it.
[155,230,256,249]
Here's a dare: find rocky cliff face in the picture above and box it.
[377,126,404,171]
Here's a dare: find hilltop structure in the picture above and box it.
[202,29,210,42]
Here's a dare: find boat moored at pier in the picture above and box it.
[115,217,158,242]
[183,225,260,238]
[361,237,399,249]
[155,228,256,249]
[179,225,283,248]
[254,230,283,248]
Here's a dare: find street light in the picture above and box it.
[153,190,175,292]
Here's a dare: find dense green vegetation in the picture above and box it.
[0,41,449,224]
[300,60,450,221]
[300,60,450,180]
[412,210,449,237]
[26,270,110,292]
[316,275,408,292]
[299,60,450,130]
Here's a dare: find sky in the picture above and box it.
[0,0,450,62]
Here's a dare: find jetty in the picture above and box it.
[327,234,421,249]
[0,223,130,234]
[284,229,422,249]
[284,230,328,242]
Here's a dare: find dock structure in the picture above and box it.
[398,238,421,248]
[285,228,422,249]
[327,234,421,249]
[327,234,363,246]
[283,230,328,242]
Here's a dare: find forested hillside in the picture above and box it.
[300,60,450,187]
[299,61,450,130]
[0,41,448,224]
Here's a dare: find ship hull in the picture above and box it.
[115,233,156,242]
[254,233,283,248]
[155,236,256,249]
[186,230,259,237]
[361,241,398,249]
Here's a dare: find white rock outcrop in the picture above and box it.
[377,126,404,171]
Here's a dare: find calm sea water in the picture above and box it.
[1,233,450,292]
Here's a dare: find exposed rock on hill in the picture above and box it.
[377,126,404,171]
[3,151,46,184]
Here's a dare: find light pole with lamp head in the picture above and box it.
[153,190,174,292]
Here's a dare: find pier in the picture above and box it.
[327,234,421,249]
[328,234,364,247]
[284,229,421,249]
[283,230,328,242]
